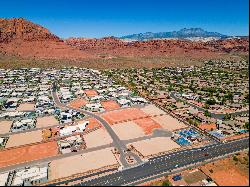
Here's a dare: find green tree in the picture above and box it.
[162,179,171,186]
[206,99,216,105]
[226,92,233,101]
[204,103,210,109]
[204,110,211,117]
[223,113,231,120]
[188,118,194,125]
[168,86,173,92]
[221,97,226,105]
[245,94,249,103]
[198,97,202,102]
[233,155,239,162]
[244,122,249,129]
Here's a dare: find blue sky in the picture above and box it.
[1,0,249,38]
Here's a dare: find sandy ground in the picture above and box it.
[101,100,120,110]
[68,98,88,108]
[189,101,204,107]
[16,103,35,111]
[0,141,58,168]
[84,128,113,148]
[101,108,148,124]
[84,90,98,97]
[140,104,166,116]
[133,118,162,135]
[222,133,249,141]
[49,147,118,180]
[112,121,145,140]
[151,115,187,131]
[5,130,43,148]
[130,137,180,157]
[36,116,59,128]
[200,153,249,186]
[168,168,209,186]
[0,121,12,134]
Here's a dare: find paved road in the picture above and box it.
[122,129,173,145]
[48,167,118,186]
[170,92,249,120]
[52,84,143,168]
[49,138,249,186]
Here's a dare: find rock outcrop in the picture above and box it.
[0,18,60,43]
[65,36,249,58]
[0,18,91,59]
[0,18,248,62]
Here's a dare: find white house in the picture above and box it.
[59,121,89,137]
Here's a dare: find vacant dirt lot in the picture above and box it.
[133,118,162,135]
[84,90,98,97]
[130,137,180,157]
[168,168,209,186]
[200,152,249,186]
[140,104,166,116]
[84,128,113,148]
[49,147,118,180]
[151,115,187,131]
[68,98,88,108]
[183,169,208,185]
[0,141,58,168]
[5,130,43,148]
[84,118,102,132]
[222,133,249,141]
[16,103,35,111]
[101,108,148,124]
[111,121,145,140]
[0,121,12,134]
[36,116,59,128]
[101,100,120,111]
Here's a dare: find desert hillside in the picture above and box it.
[0,18,248,69]
[65,36,249,58]
[0,18,92,60]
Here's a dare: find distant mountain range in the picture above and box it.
[119,28,229,41]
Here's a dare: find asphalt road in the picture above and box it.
[48,167,118,186]
[67,137,248,186]
[52,84,143,168]
[170,92,249,120]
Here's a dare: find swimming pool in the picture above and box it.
[239,129,249,133]
[176,137,191,146]
[178,129,199,138]
[209,131,224,138]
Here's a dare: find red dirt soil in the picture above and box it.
[198,123,217,131]
[0,141,58,168]
[101,100,120,111]
[222,133,249,141]
[85,118,102,131]
[133,117,162,135]
[68,98,88,108]
[200,156,249,186]
[84,90,98,97]
[0,18,92,60]
[66,37,249,58]
[101,108,149,125]
[0,40,92,60]
[0,18,248,68]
